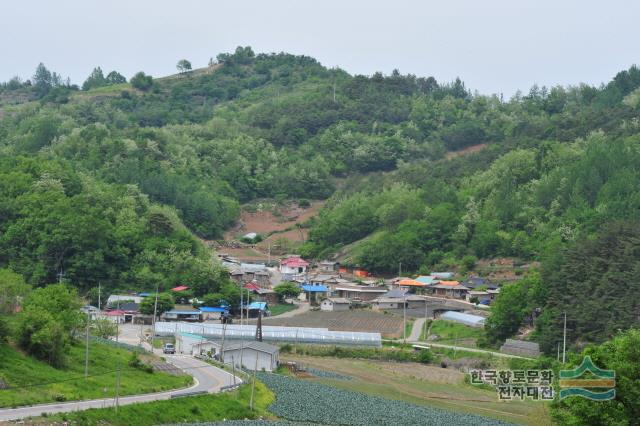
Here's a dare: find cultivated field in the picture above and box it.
[281,355,552,426]
[263,310,404,338]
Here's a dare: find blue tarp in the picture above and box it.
[301,285,329,292]
[246,302,268,311]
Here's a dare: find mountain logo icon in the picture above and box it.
[559,356,615,401]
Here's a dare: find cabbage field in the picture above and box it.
[254,373,514,426]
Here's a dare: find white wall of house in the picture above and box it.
[320,300,349,311]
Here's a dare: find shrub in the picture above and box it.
[130,72,153,91]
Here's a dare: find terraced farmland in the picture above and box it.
[263,310,403,337]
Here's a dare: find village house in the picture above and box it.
[334,285,388,301]
[320,297,351,312]
[371,297,406,310]
[317,260,340,273]
[254,288,279,305]
[300,284,329,305]
[99,309,126,323]
[279,256,309,280]
[430,281,470,299]
[162,308,203,322]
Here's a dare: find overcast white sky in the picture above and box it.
[3,0,639,95]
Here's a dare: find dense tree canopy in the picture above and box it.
[2,49,640,354]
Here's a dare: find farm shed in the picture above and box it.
[221,341,280,372]
[320,298,351,311]
[500,339,541,357]
[438,311,486,328]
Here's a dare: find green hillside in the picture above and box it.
[1,47,640,353]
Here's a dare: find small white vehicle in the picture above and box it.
[163,343,175,354]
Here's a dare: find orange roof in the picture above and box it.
[397,278,425,287]
[438,281,460,286]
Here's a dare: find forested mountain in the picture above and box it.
[1,46,640,351]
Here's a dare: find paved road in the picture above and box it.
[0,352,240,422]
[407,317,426,341]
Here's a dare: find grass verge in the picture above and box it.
[0,342,191,408]
[269,303,298,316]
[42,381,274,425]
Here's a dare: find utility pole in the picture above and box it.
[115,299,120,343]
[85,311,90,379]
[562,312,567,364]
[98,282,101,311]
[403,295,407,343]
[398,262,402,277]
[423,299,428,340]
[557,343,560,362]
[114,365,121,413]
[231,355,236,386]
[152,282,160,351]
[250,355,258,410]
[220,321,227,363]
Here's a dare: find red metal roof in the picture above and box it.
[105,310,125,316]
[244,283,261,291]
[280,257,309,267]
[171,285,189,292]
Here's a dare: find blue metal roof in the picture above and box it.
[415,276,436,285]
[138,292,154,297]
[200,307,228,313]
[301,285,329,292]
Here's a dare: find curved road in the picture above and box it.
[0,353,241,422]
